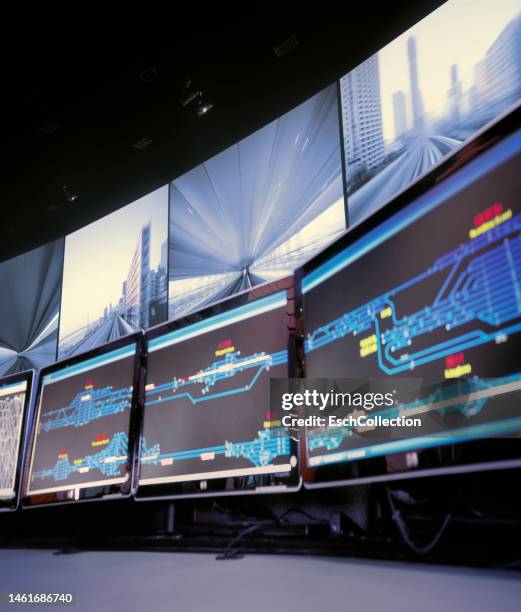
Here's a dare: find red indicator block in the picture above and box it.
[445,352,465,369]
[215,338,235,356]
[473,202,503,228]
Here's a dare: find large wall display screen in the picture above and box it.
[0,240,64,376]
[58,187,168,359]
[168,83,346,320]
[340,0,521,226]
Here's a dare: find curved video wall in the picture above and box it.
[0,0,520,370]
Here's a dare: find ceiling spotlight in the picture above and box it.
[180,89,201,107]
[179,79,202,107]
[62,184,78,203]
[196,100,214,116]
[180,79,214,116]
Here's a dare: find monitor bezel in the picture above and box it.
[296,104,521,489]
[136,275,302,500]
[21,332,145,509]
[0,369,34,512]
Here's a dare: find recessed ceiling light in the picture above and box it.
[196,100,214,116]
[62,184,78,203]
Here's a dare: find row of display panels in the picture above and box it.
[2,105,521,511]
[2,0,521,377]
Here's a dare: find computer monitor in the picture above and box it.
[298,107,521,487]
[0,371,33,512]
[22,334,143,507]
[136,277,300,499]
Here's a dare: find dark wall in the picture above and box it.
[1,2,445,262]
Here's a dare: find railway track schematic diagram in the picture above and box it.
[39,385,132,432]
[140,296,294,485]
[144,348,287,408]
[305,210,521,376]
[141,426,290,470]
[32,431,129,482]
[303,140,521,466]
[28,348,136,494]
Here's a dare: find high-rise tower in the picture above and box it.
[392,90,408,138]
[407,36,424,130]
[340,55,385,176]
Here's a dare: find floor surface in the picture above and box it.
[0,549,520,611]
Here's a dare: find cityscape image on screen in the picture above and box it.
[27,344,137,496]
[0,379,27,500]
[341,0,521,226]
[58,187,168,359]
[302,128,521,468]
[0,240,64,376]
[168,83,346,320]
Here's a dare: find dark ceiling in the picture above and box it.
[0,2,445,262]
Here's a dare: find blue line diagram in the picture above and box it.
[145,349,288,407]
[39,386,133,432]
[308,371,521,454]
[32,432,129,482]
[141,426,290,469]
[305,212,521,375]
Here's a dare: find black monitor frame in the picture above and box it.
[21,332,145,508]
[295,104,521,489]
[0,369,34,512]
[136,275,301,500]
